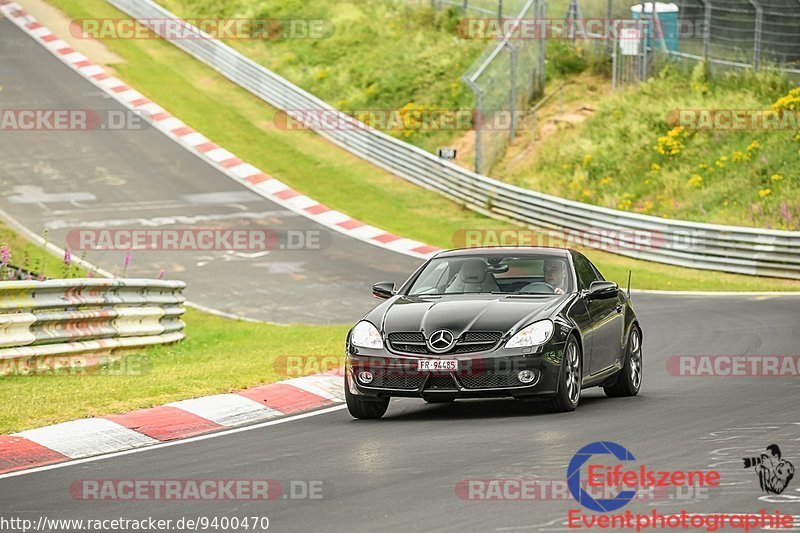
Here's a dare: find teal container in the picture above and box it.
[631,2,680,53]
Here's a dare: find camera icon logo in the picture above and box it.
[743,444,795,495]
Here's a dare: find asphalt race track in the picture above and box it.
[0,17,421,324]
[2,293,800,532]
[2,11,800,533]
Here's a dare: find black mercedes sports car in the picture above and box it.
[344,247,642,419]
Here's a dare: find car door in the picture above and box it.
[572,252,620,375]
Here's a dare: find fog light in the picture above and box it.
[358,371,374,384]
[517,370,537,384]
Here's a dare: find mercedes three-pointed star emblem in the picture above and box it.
[427,329,456,353]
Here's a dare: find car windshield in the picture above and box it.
[407,254,574,296]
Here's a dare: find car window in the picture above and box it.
[572,253,598,290]
[591,263,606,282]
[407,255,573,295]
[409,260,449,294]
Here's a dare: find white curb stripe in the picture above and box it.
[284,195,318,210]
[283,375,345,402]
[205,148,236,163]
[229,163,260,179]
[43,38,68,51]
[137,103,164,115]
[29,27,51,38]
[13,419,158,459]
[349,225,385,240]
[167,394,282,427]
[312,210,351,225]
[255,178,289,195]
[62,51,86,63]
[77,64,104,77]
[180,132,210,147]
[156,117,184,132]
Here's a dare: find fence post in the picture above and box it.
[463,0,468,11]
[606,0,614,55]
[463,76,483,173]
[498,0,503,19]
[748,0,763,71]
[539,0,547,92]
[507,42,518,141]
[699,0,711,60]
[612,26,618,90]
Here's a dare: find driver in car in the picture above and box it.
[543,259,567,295]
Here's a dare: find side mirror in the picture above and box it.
[372,281,396,300]
[587,281,618,300]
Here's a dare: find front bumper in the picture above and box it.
[346,344,565,400]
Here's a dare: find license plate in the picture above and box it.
[417,359,458,371]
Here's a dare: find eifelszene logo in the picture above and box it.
[568,441,637,512]
[743,444,795,495]
[567,441,720,512]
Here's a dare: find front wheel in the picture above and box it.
[604,326,642,398]
[546,336,582,412]
[345,375,390,419]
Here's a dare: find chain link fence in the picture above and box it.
[571,0,800,76]
[460,0,546,174]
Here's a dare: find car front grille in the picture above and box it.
[386,332,427,354]
[425,374,458,390]
[386,331,503,355]
[369,370,425,390]
[459,371,522,389]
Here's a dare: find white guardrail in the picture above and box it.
[108,0,800,280]
[0,278,185,369]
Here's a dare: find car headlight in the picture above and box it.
[351,321,384,349]
[505,320,554,348]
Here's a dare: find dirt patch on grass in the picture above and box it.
[21,0,123,66]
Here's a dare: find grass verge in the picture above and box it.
[0,306,348,433]
[495,60,800,230]
[35,0,800,292]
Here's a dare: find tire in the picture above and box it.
[604,326,642,398]
[345,375,390,419]
[546,336,582,412]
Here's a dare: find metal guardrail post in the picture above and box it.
[747,0,763,71]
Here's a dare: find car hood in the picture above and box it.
[366,294,570,338]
